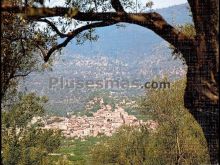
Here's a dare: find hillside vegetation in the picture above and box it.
[90,79,209,165]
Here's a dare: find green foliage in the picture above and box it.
[91,79,209,165]
[170,23,196,63]
[2,93,47,128]
[91,126,149,165]
[177,24,196,38]
[1,93,62,165]
[65,0,135,12]
[49,136,107,164]
[1,0,57,101]
[139,79,209,164]
[90,90,116,108]
[90,103,102,112]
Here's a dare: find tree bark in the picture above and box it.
[184,46,219,164]
[184,1,219,164]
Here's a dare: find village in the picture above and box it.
[36,97,157,139]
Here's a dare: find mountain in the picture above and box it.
[63,3,192,59]
[22,3,191,116]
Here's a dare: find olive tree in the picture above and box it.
[1,0,219,163]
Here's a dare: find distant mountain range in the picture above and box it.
[23,3,191,116]
[64,3,192,59]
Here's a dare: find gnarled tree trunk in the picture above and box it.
[185,49,219,164]
[184,1,219,164]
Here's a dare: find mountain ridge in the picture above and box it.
[23,3,191,116]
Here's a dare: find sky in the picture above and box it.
[145,0,187,9]
[46,0,188,9]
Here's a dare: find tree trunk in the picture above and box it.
[184,33,219,165]
[184,1,219,164]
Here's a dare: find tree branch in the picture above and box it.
[38,19,68,38]
[111,0,125,12]
[43,21,117,62]
[12,71,32,79]
[2,5,195,62]
[36,44,47,59]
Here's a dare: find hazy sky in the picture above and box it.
[144,0,187,9]
[46,0,188,9]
